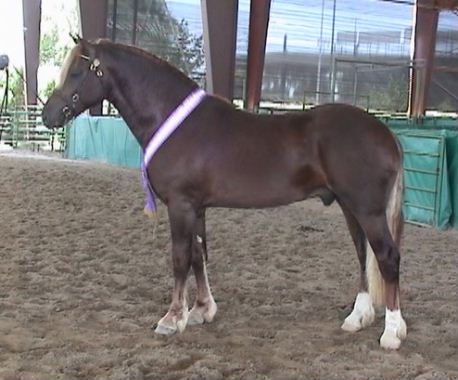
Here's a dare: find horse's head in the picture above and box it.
[42,37,107,128]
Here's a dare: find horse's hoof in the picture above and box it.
[187,309,204,326]
[154,323,177,335]
[341,307,375,333]
[380,309,407,349]
[397,317,407,340]
[380,331,402,350]
[187,299,217,326]
[380,317,407,349]
[176,316,188,333]
[341,319,361,333]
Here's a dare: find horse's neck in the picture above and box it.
[105,49,196,148]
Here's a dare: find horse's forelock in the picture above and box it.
[57,45,81,88]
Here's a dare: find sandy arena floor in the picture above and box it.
[0,154,456,379]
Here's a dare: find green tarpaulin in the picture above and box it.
[66,115,142,168]
[387,127,457,229]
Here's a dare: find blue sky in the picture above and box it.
[167,0,457,55]
[167,0,416,54]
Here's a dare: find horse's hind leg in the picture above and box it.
[187,210,217,326]
[339,203,375,332]
[154,201,195,335]
[362,215,406,349]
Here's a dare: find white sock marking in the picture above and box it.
[342,292,375,332]
[384,308,402,333]
[380,308,407,349]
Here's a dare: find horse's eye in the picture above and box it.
[70,71,82,78]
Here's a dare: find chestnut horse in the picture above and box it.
[42,38,407,349]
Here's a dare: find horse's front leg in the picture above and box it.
[188,210,217,326]
[154,201,195,335]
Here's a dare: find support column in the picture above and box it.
[78,0,108,115]
[409,0,439,117]
[22,0,42,107]
[245,0,271,111]
[201,0,238,101]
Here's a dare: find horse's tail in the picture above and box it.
[366,162,404,307]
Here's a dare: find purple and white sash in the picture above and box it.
[142,88,206,215]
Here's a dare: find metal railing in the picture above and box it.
[0,106,66,152]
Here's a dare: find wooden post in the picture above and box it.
[201,0,238,101]
[78,0,108,115]
[409,0,439,117]
[22,0,41,107]
[245,0,271,111]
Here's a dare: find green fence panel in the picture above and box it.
[420,117,457,130]
[442,130,457,228]
[66,115,142,168]
[379,116,457,131]
[392,129,455,229]
[385,117,457,229]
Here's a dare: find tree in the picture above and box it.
[43,79,56,100]
[40,25,66,101]
[174,19,204,76]
[8,69,25,108]
[40,25,70,66]
[112,0,205,77]
[368,74,408,112]
[39,1,78,100]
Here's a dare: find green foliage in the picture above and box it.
[40,0,78,67]
[112,0,205,77]
[161,18,204,76]
[368,74,409,112]
[42,79,56,101]
[174,19,204,76]
[436,98,456,112]
[40,25,70,66]
[8,69,25,108]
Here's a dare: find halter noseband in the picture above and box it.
[60,54,104,121]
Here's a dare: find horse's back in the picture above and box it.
[201,99,401,179]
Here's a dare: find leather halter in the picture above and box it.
[60,54,104,121]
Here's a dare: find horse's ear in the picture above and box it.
[79,38,96,59]
[70,33,82,44]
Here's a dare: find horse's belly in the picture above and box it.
[208,166,322,208]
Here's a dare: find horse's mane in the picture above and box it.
[94,39,194,83]
[59,39,194,89]
[95,39,163,64]
[58,44,82,88]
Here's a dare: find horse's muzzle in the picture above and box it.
[42,99,67,129]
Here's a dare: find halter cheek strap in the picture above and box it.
[142,88,206,216]
[61,55,104,120]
